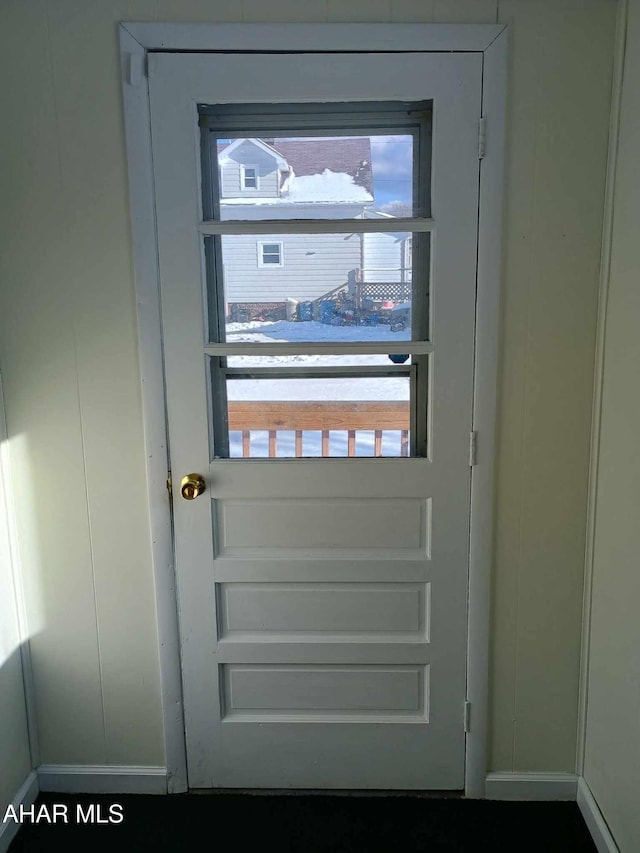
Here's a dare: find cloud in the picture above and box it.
[370,135,414,181]
[370,136,413,204]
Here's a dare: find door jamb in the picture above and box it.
[119,22,508,798]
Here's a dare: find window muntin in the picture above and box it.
[199,102,432,458]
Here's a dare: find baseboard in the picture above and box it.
[0,770,39,853]
[485,772,578,801]
[577,778,619,853]
[37,765,167,795]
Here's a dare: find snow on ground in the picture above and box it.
[227,375,408,402]
[225,320,410,400]
[230,430,405,458]
[224,319,411,455]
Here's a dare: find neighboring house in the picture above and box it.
[217,137,411,316]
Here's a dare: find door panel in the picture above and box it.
[216,497,428,553]
[217,582,429,639]
[149,52,481,789]
[222,664,427,717]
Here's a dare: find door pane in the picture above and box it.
[223,376,410,458]
[208,231,427,343]
[214,134,416,219]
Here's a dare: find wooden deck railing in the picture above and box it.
[228,401,410,458]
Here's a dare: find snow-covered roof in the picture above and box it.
[223,168,373,205]
[217,136,374,202]
[284,169,372,202]
[272,138,373,195]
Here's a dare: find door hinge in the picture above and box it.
[464,701,471,733]
[478,117,486,159]
[469,431,478,467]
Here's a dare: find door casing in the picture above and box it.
[119,21,508,797]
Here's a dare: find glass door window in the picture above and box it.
[199,102,433,458]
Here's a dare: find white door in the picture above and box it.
[149,51,481,789]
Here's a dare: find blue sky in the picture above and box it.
[369,135,413,207]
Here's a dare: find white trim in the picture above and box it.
[241,164,260,191]
[198,217,434,236]
[577,0,628,776]
[37,765,167,795]
[119,26,188,794]
[204,341,434,356]
[119,21,507,795]
[577,778,620,853]
[0,771,39,853]
[464,27,508,799]
[485,772,578,801]
[122,22,506,54]
[257,239,283,268]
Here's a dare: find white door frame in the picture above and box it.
[119,22,507,798]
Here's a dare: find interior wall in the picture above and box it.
[0,378,32,817]
[583,2,640,849]
[489,0,615,772]
[0,0,615,773]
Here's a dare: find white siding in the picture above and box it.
[220,140,280,198]
[222,232,360,302]
[362,232,409,284]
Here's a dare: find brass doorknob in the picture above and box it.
[180,474,206,501]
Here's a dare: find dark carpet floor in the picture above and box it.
[9,791,597,852]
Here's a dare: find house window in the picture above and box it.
[258,241,283,267]
[241,165,259,190]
